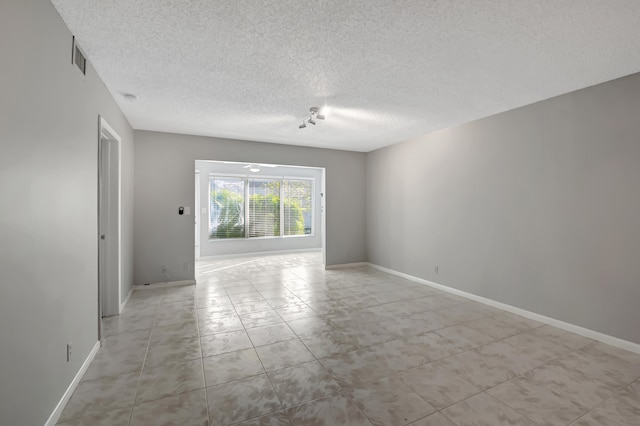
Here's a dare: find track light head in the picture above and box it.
[297,106,327,128]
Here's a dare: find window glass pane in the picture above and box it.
[283,179,312,236]
[209,177,245,239]
[249,178,280,237]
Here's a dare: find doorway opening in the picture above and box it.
[98,116,122,339]
[194,160,326,266]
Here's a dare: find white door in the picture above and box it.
[98,117,122,338]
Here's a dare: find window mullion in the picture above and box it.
[244,177,250,239]
[280,179,284,237]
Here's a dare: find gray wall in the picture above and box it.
[0,1,134,424]
[134,131,366,285]
[367,72,640,344]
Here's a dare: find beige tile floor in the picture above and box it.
[58,252,640,425]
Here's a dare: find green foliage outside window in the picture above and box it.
[210,189,245,238]
[210,191,306,238]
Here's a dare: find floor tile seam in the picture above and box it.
[201,338,254,358]
[523,346,630,389]
[204,365,272,388]
[406,376,487,413]
[341,391,378,426]
[429,351,572,395]
[488,380,587,425]
[562,395,611,426]
[124,322,154,426]
[280,313,357,396]
[487,373,595,422]
[284,316,335,360]
[238,314,286,329]
[280,389,356,418]
[345,371,440,416]
[57,402,135,425]
[103,302,163,425]
[193,285,213,426]
[133,385,208,409]
[230,290,286,413]
[249,321,295,413]
[482,389,543,425]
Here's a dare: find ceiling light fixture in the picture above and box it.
[249,165,260,172]
[298,106,327,129]
[123,93,138,102]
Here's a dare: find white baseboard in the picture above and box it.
[325,262,369,270]
[134,279,196,291]
[119,287,133,313]
[44,340,101,426]
[197,248,321,262]
[368,263,640,355]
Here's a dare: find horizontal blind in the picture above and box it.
[249,178,280,238]
[283,179,312,236]
[209,177,245,238]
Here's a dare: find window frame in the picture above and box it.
[208,174,315,241]
[208,175,247,240]
[282,176,315,238]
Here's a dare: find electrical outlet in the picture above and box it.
[435,266,439,274]
[183,262,188,271]
[66,343,72,362]
[162,265,167,273]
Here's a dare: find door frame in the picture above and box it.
[97,116,122,339]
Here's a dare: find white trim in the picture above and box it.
[119,287,133,313]
[368,263,640,355]
[98,117,122,317]
[134,279,196,291]
[44,341,101,426]
[325,262,369,270]
[197,248,321,262]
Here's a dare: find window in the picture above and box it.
[283,179,313,236]
[209,177,245,238]
[249,178,280,238]
[209,176,313,239]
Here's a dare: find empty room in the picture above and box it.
[2,1,640,425]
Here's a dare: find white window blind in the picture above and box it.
[209,177,245,239]
[208,176,313,240]
[283,179,313,236]
[248,178,280,237]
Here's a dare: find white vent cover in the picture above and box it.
[72,36,86,75]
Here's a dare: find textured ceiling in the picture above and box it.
[51,0,640,152]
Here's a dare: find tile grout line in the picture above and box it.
[126,290,163,426]
[193,283,211,426]
[229,279,288,423]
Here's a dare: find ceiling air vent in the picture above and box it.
[71,36,86,75]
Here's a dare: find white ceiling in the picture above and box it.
[51,0,640,152]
